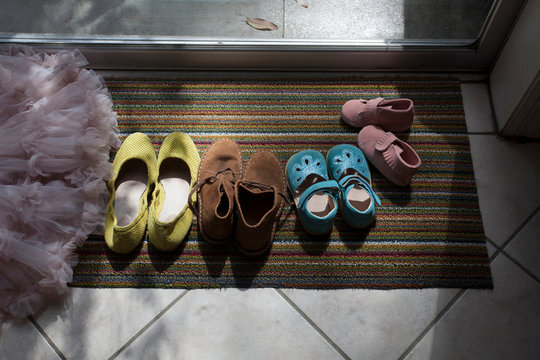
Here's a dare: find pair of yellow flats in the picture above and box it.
[104,132,200,254]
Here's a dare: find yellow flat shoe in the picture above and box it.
[148,132,200,251]
[105,132,157,254]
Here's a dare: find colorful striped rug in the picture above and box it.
[71,78,493,289]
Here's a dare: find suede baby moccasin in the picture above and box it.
[358,125,421,187]
[235,151,287,256]
[148,132,200,251]
[191,139,242,245]
[105,132,157,254]
[327,144,381,228]
[286,150,339,235]
[341,97,414,132]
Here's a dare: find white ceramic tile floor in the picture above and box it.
[460,83,497,133]
[504,210,540,281]
[404,255,540,360]
[1,78,540,360]
[34,288,185,360]
[116,289,343,360]
[0,319,59,360]
[468,135,540,246]
[279,288,459,360]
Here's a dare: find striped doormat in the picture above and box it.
[71,78,493,289]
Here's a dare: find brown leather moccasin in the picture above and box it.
[193,139,242,244]
[234,150,286,256]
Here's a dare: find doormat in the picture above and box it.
[71,78,493,289]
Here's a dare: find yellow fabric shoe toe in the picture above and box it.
[148,132,200,251]
[104,132,157,254]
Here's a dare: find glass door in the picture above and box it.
[0,0,526,71]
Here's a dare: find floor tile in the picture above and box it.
[34,288,184,360]
[116,289,343,360]
[468,135,540,246]
[404,254,540,360]
[1,0,284,38]
[504,209,540,280]
[283,0,488,40]
[0,319,60,360]
[148,0,284,38]
[486,240,497,259]
[399,0,490,39]
[284,0,404,40]
[461,83,496,133]
[281,288,458,360]
[1,0,490,41]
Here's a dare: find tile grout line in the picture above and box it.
[395,289,467,360]
[29,316,67,360]
[107,290,190,360]
[275,289,352,360]
[485,237,500,260]
[496,204,540,285]
[499,251,540,284]
[274,198,527,360]
[488,204,540,263]
[481,206,540,294]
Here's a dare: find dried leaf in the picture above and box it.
[246,17,278,31]
[295,0,308,8]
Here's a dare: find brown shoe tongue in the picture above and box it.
[215,182,230,218]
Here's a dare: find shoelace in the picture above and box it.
[188,168,238,217]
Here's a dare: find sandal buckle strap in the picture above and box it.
[297,179,339,211]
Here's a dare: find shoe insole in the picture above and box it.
[381,99,410,110]
[339,168,371,212]
[348,184,371,212]
[294,174,336,218]
[114,159,148,227]
[158,158,191,223]
[306,192,335,218]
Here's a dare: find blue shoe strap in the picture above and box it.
[339,175,381,206]
[297,180,340,211]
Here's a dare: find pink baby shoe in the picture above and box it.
[341,97,414,132]
[358,125,421,187]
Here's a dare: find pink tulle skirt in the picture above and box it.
[0,46,120,321]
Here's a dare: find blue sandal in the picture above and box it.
[327,144,381,228]
[286,150,339,235]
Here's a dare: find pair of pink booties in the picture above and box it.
[341,97,421,187]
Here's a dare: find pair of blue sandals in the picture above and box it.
[286,144,381,235]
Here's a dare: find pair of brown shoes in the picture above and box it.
[190,139,287,256]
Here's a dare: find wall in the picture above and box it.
[489,0,540,138]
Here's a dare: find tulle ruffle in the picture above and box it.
[0,46,120,321]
